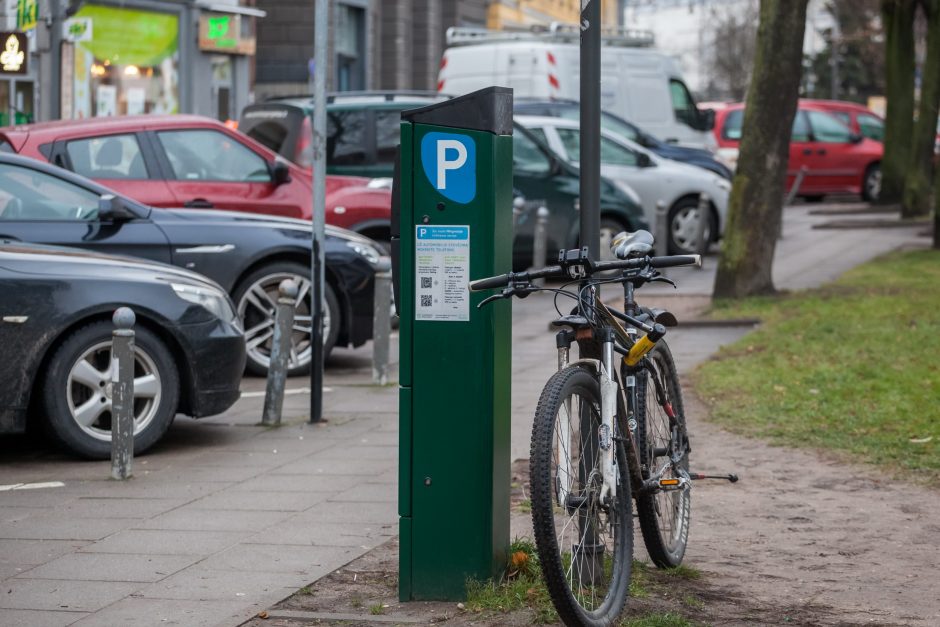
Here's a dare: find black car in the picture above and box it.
[0,241,245,458]
[513,99,733,180]
[0,153,384,376]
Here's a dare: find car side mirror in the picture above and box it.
[637,153,654,168]
[98,194,134,221]
[849,132,863,144]
[700,108,716,132]
[271,160,292,186]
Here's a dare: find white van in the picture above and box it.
[438,24,717,151]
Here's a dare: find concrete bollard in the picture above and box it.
[262,279,299,426]
[654,200,669,257]
[781,165,808,240]
[111,307,136,480]
[372,258,393,385]
[512,195,525,230]
[531,205,550,286]
[694,193,710,269]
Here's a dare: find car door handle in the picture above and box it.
[184,199,214,208]
[802,148,813,155]
[816,149,827,155]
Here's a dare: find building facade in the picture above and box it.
[486,0,620,30]
[1,0,261,124]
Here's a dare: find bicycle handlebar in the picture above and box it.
[468,253,701,292]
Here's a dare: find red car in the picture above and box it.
[0,115,391,240]
[713,102,884,201]
[802,99,884,142]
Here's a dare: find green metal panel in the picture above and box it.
[398,88,513,601]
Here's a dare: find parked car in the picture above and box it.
[438,25,716,150]
[0,114,392,240]
[713,102,884,201]
[513,98,733,180]
[804,99,885,142]
[0,241,245,458]
[241,92,649,266]
[517,116,729,254]
[0,153,384,376]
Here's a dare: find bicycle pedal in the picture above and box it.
[657,477,689,490]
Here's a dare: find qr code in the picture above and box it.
[421,277,432,289]
[420,295,433,307]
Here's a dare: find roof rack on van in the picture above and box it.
[445,23,655,48]
[265,90,445,104]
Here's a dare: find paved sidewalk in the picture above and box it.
[0,204,926,626]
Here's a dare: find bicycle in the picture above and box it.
[469,230,737,627]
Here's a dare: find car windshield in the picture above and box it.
[553,107,642,143]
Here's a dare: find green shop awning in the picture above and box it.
[76,4,179,67]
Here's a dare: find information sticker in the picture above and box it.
[415,225,470,322]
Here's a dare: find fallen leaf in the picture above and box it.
[510,550,529,570]
[909,436,933,444]
[257,610,269,619]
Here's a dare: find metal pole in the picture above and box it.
[694,192,710,262]
[372,262,392,386]
[580,0,601,262]
[110,308,135,481]
[654,200,669,257]
[262,280,298,426]
[531,205,550,286]
[310,0,328,424]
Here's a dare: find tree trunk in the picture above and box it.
[713,0,809,299]
[880,0,917,206]
[903,0,940,217]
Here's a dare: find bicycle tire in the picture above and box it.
[635,341,691,568]
[530,365,633,627]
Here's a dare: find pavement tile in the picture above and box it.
[268,456,395,476]
[186,490,328,512]
[226,473,364,493]
[0,608,87,626]
[68,597,242,627]
[0,489,79,507]
[63,479,226,500]
[139,507,291,533]
[0,539,87,565]
[0,516,128,541]
[242,521,396,548]
[138,465,265,483]
[292,500,397,524]
[331,482,397,503]
[0,579,142,612]
[79,529,247,556]
[172,450,302,469]
[197,542,357,575]
[49,498,189,520]
[15,552,196,583]
[1,506,51,523]
[312,444,396,462]
[135,567,301,602]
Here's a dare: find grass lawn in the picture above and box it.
[695,248,940,485]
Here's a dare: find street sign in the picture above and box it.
[63,18,93,43]
[16,0,37,31]
[0,32,27,75]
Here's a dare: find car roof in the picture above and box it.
[256,91,447,110]
[515,115,651,154]
[0,114,227,139]
[801,99,878,114]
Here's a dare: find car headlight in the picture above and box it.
[345,240,383,265]
[714,177,732,192]
[171,282,237,325]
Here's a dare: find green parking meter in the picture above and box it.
[395,87,513,601]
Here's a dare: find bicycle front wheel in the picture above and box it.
[636,341,691,568]
[530,365,633,627]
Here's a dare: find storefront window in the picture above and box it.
[69,5,179,118]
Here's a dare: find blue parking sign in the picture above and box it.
[420,132,476,204]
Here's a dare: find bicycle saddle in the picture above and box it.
[610,230,654,259]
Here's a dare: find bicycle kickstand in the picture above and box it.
[688,472,739,483]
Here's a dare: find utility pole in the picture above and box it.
[580,0,601,262]
[310,0,328,423]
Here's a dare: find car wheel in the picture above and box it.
[599,217,629,261]
[41,321,179,459]
[233,261,341,377]
[667,198,713,255]
[862,163,881,202]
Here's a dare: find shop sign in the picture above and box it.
[0,32,27,75]
[199,13,256,55]
[16,0,38,31]
[63,18,94,43]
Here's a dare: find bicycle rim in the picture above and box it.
[636,343,691,568]
[530,366,632,627]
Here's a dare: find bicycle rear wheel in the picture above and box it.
[636,341,691,568]
[530,365,632,627]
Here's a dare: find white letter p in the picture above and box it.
[436,140,467,190]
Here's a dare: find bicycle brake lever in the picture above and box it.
[477,287,515,308]
[649,275,677,289]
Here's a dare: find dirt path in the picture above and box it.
[680,387,940,626]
